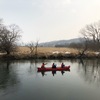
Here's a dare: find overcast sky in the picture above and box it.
[0,0,100,43]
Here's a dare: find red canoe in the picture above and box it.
[37,66,70,72]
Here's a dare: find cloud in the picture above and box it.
[0,0,4,5]
[71,9,77,14]
[32,0,72,9]
[62,0,72,5]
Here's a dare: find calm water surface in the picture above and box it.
[0,59,100,100]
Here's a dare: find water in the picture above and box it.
[0,59,100,100]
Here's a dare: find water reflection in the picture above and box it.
[0,59,100,100]
[52,70,56,76]
[38,70,68,76]
[0,61,19,89]
[78,59,100,86]
[0,61,20,97]
[61,71,65,75]
[41,71,45,76]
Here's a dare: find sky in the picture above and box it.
[0,0,100,43]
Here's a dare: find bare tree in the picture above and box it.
[27,41,35,54]
[80,21,100,51]
[80,22,100,42]
[68,38,88,57]
[0,21,21,55]
[78,41,88,57]
[27,40,39,58]
[34,40,39,58]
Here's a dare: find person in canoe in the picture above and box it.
[41,63,46,68]
[52,63,56,68]
[61,63,65,68]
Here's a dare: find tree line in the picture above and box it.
[0,18,100,57]
[0,19,21,55]
[0,18,39,56]
[68,21,100,57]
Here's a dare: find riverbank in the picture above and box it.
[0,47,100,60]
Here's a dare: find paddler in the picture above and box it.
[41,63,46,68]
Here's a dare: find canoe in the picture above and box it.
[37,66,70,72]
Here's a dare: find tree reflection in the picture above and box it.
[0,61,19,90]
[78,59,100,86]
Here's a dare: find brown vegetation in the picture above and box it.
[0,46,100,60]
[17,46,78,55]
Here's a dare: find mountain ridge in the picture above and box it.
[39,38,85,47]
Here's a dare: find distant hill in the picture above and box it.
[39,38,85,47]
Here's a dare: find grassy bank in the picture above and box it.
[0,47,100,60]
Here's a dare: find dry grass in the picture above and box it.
[17,46,78,55]
[0,46,99,60]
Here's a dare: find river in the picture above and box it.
[0,59,100,100]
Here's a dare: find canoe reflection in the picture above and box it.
[38,70,70,76]
[61,71,65,75]
[52,70,56,76]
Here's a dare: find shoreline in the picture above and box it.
[0,53,100,60]
[0,47,100,60]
